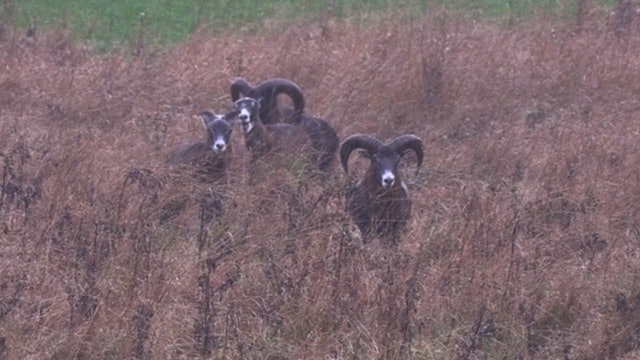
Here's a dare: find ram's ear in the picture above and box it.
[200,110,218,128]
[256,97,264,109]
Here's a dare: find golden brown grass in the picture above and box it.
[2,2,640,359]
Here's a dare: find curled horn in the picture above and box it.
[230,78,306,123]
[388,134,424,171]
[340,134,384,174]
[262,78,305,119]
[230,77,252,102]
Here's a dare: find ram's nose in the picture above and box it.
[381,170,395,188]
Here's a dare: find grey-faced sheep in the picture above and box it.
[166,110,237,183]
[163,110,239,225]
[234,97,339,172]
[230,77,305,125]
[340,134,424,244]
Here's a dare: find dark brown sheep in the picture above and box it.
[166,110,237,183]
[340,134,424,245]
[234,97,338,173]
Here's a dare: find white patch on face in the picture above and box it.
[212,136,227,154]
[238,108,253,133]
[242,121,253,133]
[381,170,395,188]
[401,181,409,194]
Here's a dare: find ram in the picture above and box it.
[234,97,338,172]
[166,110,237,183]
[340,134,424,244]
[230,77,305,125]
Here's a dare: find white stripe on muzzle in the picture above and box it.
[381,170,395,188]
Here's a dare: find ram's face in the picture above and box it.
[201,111,236,154]
[371,147,401,189]
[233,98,260,134]
[207,120,232,154]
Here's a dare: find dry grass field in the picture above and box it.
[2,1,640,359]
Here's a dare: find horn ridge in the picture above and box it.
[230,77,252,102]
[339,134,384,174]
[256,78,306,121]
[388,134,424,170]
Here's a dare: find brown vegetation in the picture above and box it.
[2,2,640,358]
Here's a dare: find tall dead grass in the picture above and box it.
[2,1,640,358]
